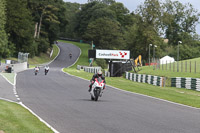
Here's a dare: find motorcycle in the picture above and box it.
[45,69,49,75]
[35,70,39,75]
[90,77,105,101]
[34,67,39,75]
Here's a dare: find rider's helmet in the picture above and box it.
[97,70,102,77]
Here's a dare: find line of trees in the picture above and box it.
[0,0,68,58]
[0,0,200,62]
[62,0,200,62]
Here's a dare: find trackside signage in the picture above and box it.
[96,49,130,59]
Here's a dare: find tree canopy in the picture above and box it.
[1,0,200,61]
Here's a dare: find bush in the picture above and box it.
[95,59,107,69]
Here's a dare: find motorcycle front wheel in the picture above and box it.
[91,96,94,100]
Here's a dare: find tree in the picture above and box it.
[0,0,8,58]
[162,0,200,45]
[109,2,130,27]
[84,17,125,49]
[88,0,115,5]
[6,0,35,56]
[136,0,162,35]
[124,14,164,60]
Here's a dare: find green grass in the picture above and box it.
[139,58,200,79]
[0,100,53,133]
[63,41,200,108]
[0,73,15,85]
[28,44,59,68]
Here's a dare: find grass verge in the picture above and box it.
[0,100,53,133]
[0,73,15,85]
[138,57,200,79]
[63,40,200,108]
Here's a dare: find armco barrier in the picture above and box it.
[83,66,101,74]
[171,77,200,91]
[126,72,165,87]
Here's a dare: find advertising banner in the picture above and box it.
[96,49,130,59]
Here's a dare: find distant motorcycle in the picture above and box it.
[35,69,39,75]
[45,69,49,75]
[44,66,49,75]
[90,77,104,101]
[34,67,39,75]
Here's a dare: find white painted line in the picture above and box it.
[0,97,18,103]
[0,73,15,86]
[19,102,60,133]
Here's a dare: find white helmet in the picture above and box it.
[97,70,102,77]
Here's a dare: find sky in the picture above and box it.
[64,0,200,35]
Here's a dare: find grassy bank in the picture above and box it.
[63,40,200,108]
[0,100,53,133]
[1,44,59,67]
[28,44,59,65]
[138,59,200,79]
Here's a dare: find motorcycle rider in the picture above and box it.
[34,66,40,75]
[69,53,72,59]
[88,70,106,92]
[44,65,49,75]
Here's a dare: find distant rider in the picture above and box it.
[34,66,40,72]
[34,66,40,75]
[88,70,106,92]
[44,65,49,75]
[69,53,72,59]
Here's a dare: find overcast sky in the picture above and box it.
[64,0,200,34]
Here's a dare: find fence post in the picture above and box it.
[186,61,187,72]
[166,60,167,70]
[195,61,196,73]
[173,62,175,72]
[170,61,171,71]
[181,61,183,72]
[190,61,191,73]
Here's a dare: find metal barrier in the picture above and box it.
[126,72,166,87]
[171,77,200,91]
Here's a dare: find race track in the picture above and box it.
[17,42,200,133]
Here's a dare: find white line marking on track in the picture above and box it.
[19,102,59,133]
[0,97,18,103]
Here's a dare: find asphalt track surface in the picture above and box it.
[17,42,200,133]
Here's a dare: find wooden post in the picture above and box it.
[190,61,191,73]
[181,61,183,72]
[185,61,187,72]
[195,61,196,73]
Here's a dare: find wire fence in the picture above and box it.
[152,59,200,73]
[18,52,29,63]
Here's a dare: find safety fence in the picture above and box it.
[152,59,200,73]
[77,65,101,74]
[84,67,101,74]
[125,72,166,87]
[171,77,200,91]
